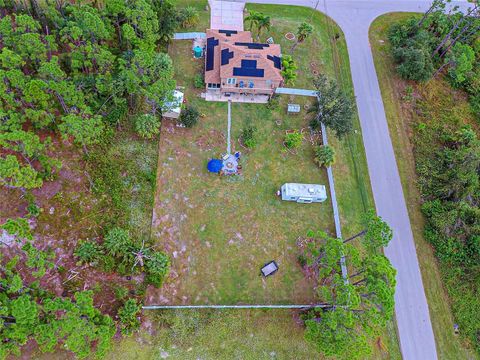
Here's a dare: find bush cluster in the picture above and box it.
[179,106,200,128]
[134,114,161,139]
[284,131,303,149]
[241,125,258,148]
[314,145,335,168]
[73,227,170,288]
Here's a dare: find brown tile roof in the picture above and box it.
[204,29,283,85]
[220,43,282,82]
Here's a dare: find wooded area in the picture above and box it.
[387,1,480,353]
[0,0,189,357]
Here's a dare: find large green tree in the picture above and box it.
[309,75,355,139]
[300,212,396,359]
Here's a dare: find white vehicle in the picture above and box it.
[278,183,327,204]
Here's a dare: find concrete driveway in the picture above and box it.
[209,0,245,30]
[244,0,473,359]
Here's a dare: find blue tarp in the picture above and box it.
[207,159,223,173]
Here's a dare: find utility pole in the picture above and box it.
[310,0,320,21]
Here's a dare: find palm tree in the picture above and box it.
[291,22,314,53]
[245,10,260,33]
[256,14,271,41]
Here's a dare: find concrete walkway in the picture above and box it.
[246,1,473,359]
[173,32,206,40]
[275,87,317,96]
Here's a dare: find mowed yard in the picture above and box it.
[148,41,333,305]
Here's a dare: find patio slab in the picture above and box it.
[209,0,245,31]
[203,91,269,103]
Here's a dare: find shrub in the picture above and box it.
[446,43,475,88]
[194,74,204,89]
[266,94,280,110]
[281,55,297,85]
[0,217,33,241]
[314,145,336,168]
[241,124,257,148]
[27,203,41,217]
[113,286,129,300]
[402,85,414,102]
[469,93,480,121]
[118,298,141,335]
[179,106,199,128]
[284,131,303,149]
[105,100,128,126]
[133,114,160,139]
[144,250,170,287]
[103,227,135,265]
[74,240,103,264]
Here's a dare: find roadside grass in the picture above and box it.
[370,13,479,360]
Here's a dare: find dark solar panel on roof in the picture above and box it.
[233,68,264,77]
[267,55,282,69]
[233,59,264,77]
[241,59,257,68]
[206,37,219,71]
[234,42,270,50]
[221,49,234,65]
[219,29,238,37]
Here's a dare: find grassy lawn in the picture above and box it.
[149,3,377,306]
[246,4,374,239]
[106,310,317,360]
[370,13,479,360]
[150,40,332,305]
[125,3,399,359]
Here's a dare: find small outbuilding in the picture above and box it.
[261,261,278,277]
[279,183,327,204]
[162,90,184,119]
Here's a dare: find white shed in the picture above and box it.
[287,103,301,114]
[279,183,327,203]
[162,90,184,119]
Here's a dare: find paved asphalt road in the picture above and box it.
[244,1,473,359]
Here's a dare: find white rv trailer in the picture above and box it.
[279,183,327,204]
